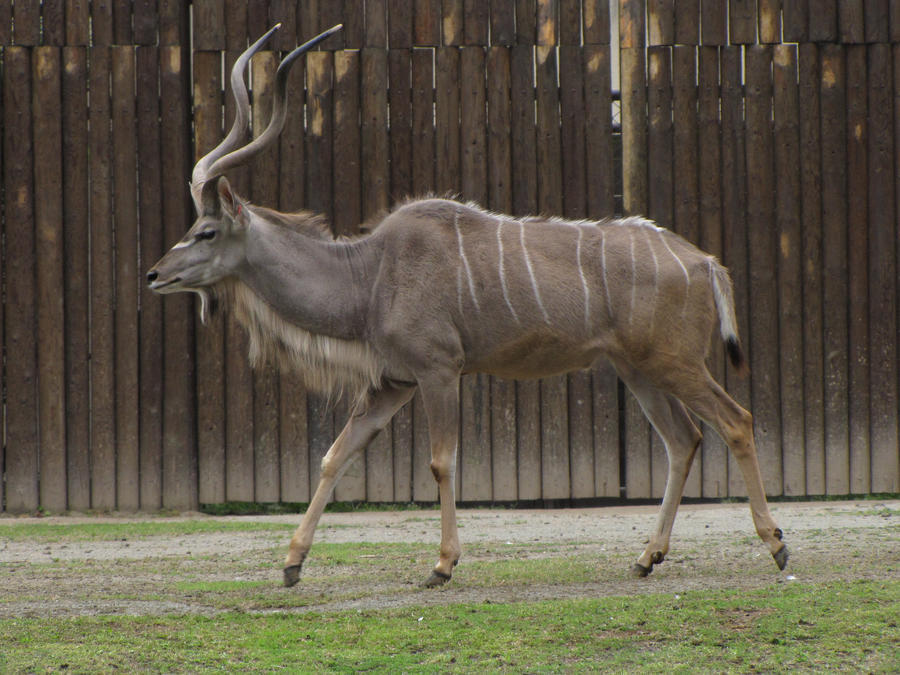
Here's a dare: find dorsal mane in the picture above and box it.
[248,204,333,240]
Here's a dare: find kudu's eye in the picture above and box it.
[195,230,217,242]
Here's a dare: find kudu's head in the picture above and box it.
[146,24,342,313]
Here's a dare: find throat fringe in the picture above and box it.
[208,280,384,405]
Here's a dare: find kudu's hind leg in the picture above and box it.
[671,370,788,571]
[419,378,462,587]
[617,364,703,576]
[283,383,415,587]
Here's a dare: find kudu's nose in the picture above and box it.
[147,270,158,285]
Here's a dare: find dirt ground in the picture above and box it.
[1,500,897,618]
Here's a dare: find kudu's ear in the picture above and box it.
[217,176,249,229]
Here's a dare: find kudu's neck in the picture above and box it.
[239,219,378,341]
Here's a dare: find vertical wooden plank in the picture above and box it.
[92,0,113,46]
[137,45,164,510]
[366,0,388,47]
[620,1,652,499]
[729,0,757,44]
[192,50,227,506]
[13,1,40,45]
[491,0,516,45]
[334,51,361,236]
[559,43,594,499]
[510,44,541,500]
[701,0,727,45]
[647,45,674,500]
[268,0,297,50]
[516,0,536,44]
[361,47,394,502]
[583,42,618,498]
[113,1,133,44]
[840,1,865,43]
[464,0,490,45]
[305,50,336,501]
[389,0,413,48]
[193,1,226,50]
[88,47,117,510]
[33,47,66,512]
[458,45,492,502]
[845,45,869,495]
[62,46,91,510]
[485,32,517,500]
[697,46,728,497]
[414,0,441,45]
[675,0,699,44]
[869,44,900,492]
[582,0,610,44]
[560,0,581,45]
[758,0,781,44]
[133,0,158,45]
[745,45,783,496]
[808,0,837,42]
[865,0,890,44]
[342,0,366,49]
[112,46,140,510]
[773,44,806,496]
[671,44,702,498]
[250,52,282,503]
[798,44,825,495]
[648,0,674,46]
[319,0,345,49]
[43,0,65,45]
[224,0,247,50]
[782,0,808,43]
[443,0,464,46]
[160,44,198,509]
[892,0,900,43]
[720,46,751,496]
[159,0,189,47]
[435,47,460,194]
[820,45,849,495]
[535,44,570,500]
[389,47,415,501]
[66,0,91,45]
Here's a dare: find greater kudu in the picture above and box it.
[148,25,788,587]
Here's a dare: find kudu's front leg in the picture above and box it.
[419,378,462,587]
[283,383,415,587]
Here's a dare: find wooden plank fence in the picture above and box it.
[0,0,898,513]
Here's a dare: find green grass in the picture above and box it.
[1,579,896,673]
[0,519,295,542]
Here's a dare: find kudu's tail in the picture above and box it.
[710,262,749,376]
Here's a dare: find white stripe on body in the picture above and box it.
[455,208,481,312]
[575,226,591,331]
[518,221,551,324]
[656,229,691,319]
[496,219,521,323]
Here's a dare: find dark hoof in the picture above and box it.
[283,564,303,588]
[424,570,452,588]
[632,562,652,578]
[773,545,789,571]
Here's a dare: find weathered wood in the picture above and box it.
[88,47,117,510]
[414,0,441,45]
[13,0,40,45]
[62,46,91,510]
[758,0,781,43]
[819,45,849,495]
[697,46,727,498]
[782,0,807,42]
[42,0,65,45]
[560,0,580,45]
[845,45,869,494]
[137,46,164,510]
[648,0,674,46]
[465,0,490,45]
[491,0,516,45]
[869,44,899,492]
[798,44,825,495]
[65,0,90,45]
[647,45,673,499]
[160,45,197,509]
[334,50,361,236]
[729,0,757,44]
[159,0,189,47]
[224,0,247,50]
[113,1,133,44]
[773,44,806,496]
[620,0,644,49]
[366,0,388,47]
[250,52,282,503]
[516,0,536,43]
[720,46,751,496]
[435,47,460,194]
[388,47,412,202]
[361,47,394,502]
[112,46,141,510]
[674,0,699,44]
[33,47,67,512]
[193,0,226,50]
[840,0,865,43]
[808,0,837,42]
[584,45,613,217]
[745,46,783,496]
[866,0,890,43]
[192,50,227,505]
[700,0,727,44]
[389,0,412,48]
[582,0,609,44]
[268,0,297,50]
[92,0,113,46]
[133,0,158,45]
